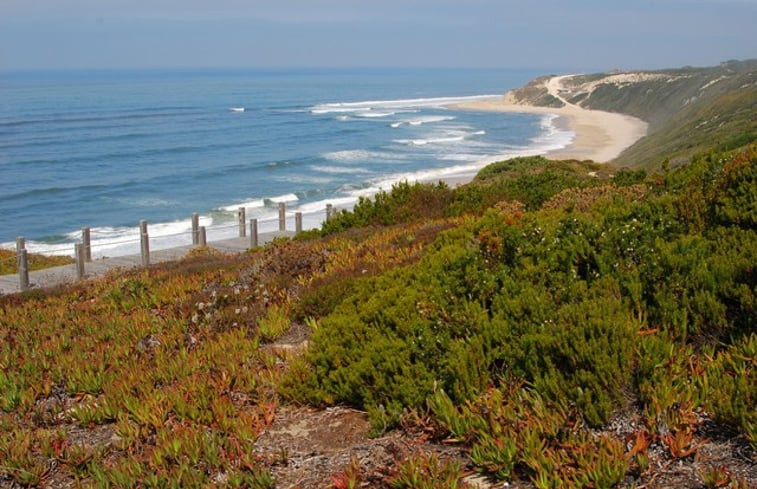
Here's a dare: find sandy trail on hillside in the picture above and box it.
[453,74,649,164]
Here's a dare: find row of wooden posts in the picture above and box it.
[12,202,339,291]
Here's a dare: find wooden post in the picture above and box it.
[16,237,29,291]
[250,219,258,248]
[191,213,199,245]
[326,203,334,221]
[81,227,92,262]
[278,202,286,231]
[75,243,85,279]
[139,220,150,266]
[238,207,246,237]
[295,212,303,233]
[199,226,207,246]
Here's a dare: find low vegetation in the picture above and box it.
[1,145,755,487]
[0,249,74,275]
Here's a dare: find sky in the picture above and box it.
[1,0,755,72]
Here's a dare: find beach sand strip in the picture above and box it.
[444,74,649,185]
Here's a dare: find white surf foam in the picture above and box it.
[113,197,176,207]
[295,196,359,214]
[219,199,265,212]
[394,128,486,147]
[266,193,299,204]
[392,115,457,127]
[323,149,406,163]
[437,153,489,161]
[529,114,574,153]
[354,111,396,118]
[311,107,365,115]
[8,215,217,258]
[273,175,335,185]
[345,116,574,194]
[369,165,479,189]
[394,135,465,146]
[311,165,371,174]
[310,95,500,115]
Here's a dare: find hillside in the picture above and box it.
[1,144,755,488]
[507,60,757,169]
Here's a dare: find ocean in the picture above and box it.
[0,68,572,258]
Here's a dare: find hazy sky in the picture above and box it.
[1,0,755,72]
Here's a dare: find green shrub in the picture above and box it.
[284,145,755,435]
[287,210,637,428]
[321,181,454,235]
[520,294,637,426]
[320,156,604,236]
[459,165,598,212]
[613,168,647,186]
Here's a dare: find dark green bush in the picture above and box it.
[282,144,755,435]
[474,155,552,181]
[321,181,454,235]
[613,168,647,186]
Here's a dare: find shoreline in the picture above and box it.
[442,72,648,187]
[454,97,648,164]
[434,73,649,186]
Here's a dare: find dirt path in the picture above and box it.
[545,74,575,106]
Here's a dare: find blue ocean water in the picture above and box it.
[0,68,571,257]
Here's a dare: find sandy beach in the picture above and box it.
[451,74,648,167]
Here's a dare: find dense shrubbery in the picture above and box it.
[321,182,455,235]
[320,156,606,236]
[612,168,647,186]
[284,146,756,466]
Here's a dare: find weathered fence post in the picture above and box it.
[81,227,92,262]
[238,207,246,238]
[191,213,199,245]
[199,226,207,246]
[75,243,85,279]
[16,237,29,291]
[278,202,286,231]
[139,220,150,266]
[295,212,303,233]
[326,203,333,221]
[250,219,258,248]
